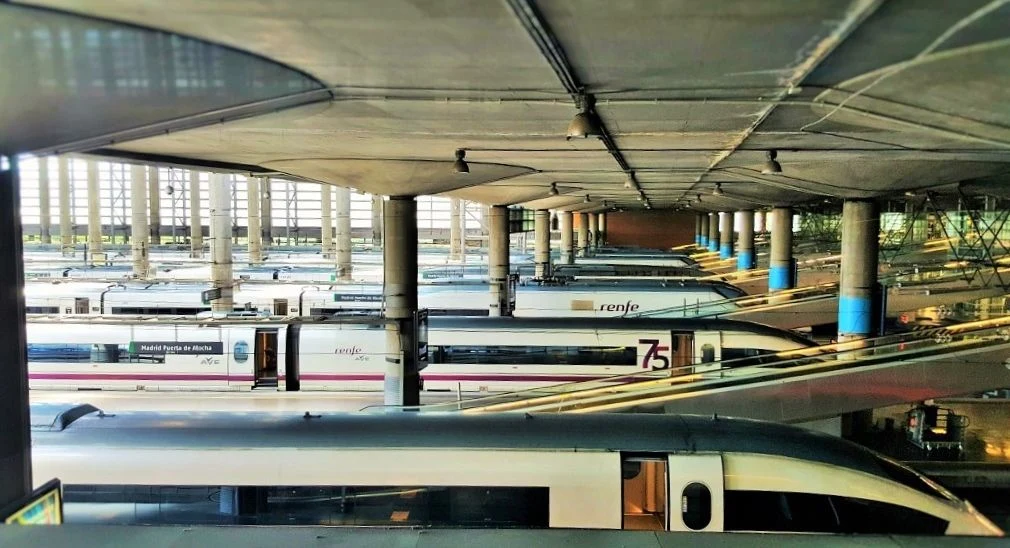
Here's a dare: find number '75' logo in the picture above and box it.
[638,338,670,370]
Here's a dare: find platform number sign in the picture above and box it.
[638,336,672,370]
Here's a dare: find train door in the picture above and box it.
[669,332,694,376]
[74,298,90,315]
[273,299,288,316]
[693,331,722,373]
[254,328,279,389]
[621,455,668,531]
[667,454,724,532]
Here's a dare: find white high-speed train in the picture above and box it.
[26,316,812,392]
[25,278,744,318]
[32,409,1001,535]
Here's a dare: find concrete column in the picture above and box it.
[260,179,272,249]
[189,170,203,258]
[700,214,711,249]
[593,211,601,246]
[839,200,880,343]
[755,210,766,234]
[0,156,31,509]
[58,157,72,254]
[559,211,574,265]
[383,196,419,406]
[694,214,702,246]
[719,211,734,259]
[130,165,150,278]
[737,210,755,270]
[371,195,384,249]
[587,212,598,252]
[577,212,589,257]
[38,158,51,244]
[148,166,161,245]
[707,212,719,252]
[208,174,234,313]
[769,206,794,291]
[335,186,352,279]
[86,160,102,262]
[449,198,463,261]
[246,176,263,264]
[488,205,510,316]
[534,209,551,278]
[320,184,334,259]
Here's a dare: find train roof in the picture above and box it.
[30,408,906,485]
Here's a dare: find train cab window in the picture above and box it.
[720,348,775,367]
[724,491,948,535]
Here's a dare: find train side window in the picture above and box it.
[430,345,637,366]
[681,483,711,530]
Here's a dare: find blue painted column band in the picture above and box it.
[699,235,708,248]
[769,264,791,290]
[695,234,700,245]
[737,250,754,270]
[838,295,872,336]
[708,240,718,252]
[719,243,732,259]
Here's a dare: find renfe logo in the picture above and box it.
[334,346,364,356]
[599,301,640,316]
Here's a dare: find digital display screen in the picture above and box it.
[2,479,63,525]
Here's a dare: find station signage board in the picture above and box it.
[128,341,224,355]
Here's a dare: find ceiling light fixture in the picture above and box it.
[549,182,559,196]
[713,183,724,197]
[584,194,591,204]
[453,149,469,174]
[566,94,603,140]
[761,150,782,174]
[638,191,646,202]
[624,172,638,190]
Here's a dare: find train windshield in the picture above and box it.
[871,454,957,502]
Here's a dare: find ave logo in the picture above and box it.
[637,337,671,370]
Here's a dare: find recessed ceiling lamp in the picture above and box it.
[549,182,559,196]
[623,172,638,190]
[584,194,591,203]
[453,149,469,174]
[566,94,603,140]
[713,183,724,196]
[761,150,782,174]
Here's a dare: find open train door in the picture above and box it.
[253,328,279,389]
[692,331,722,373]
[667,454,724,532]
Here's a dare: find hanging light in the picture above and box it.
[453,149,469,174]
[713,183,724,196]
[761,150,782,174]
[566,95,603,140]
[637,191,646,202]
[583,194,591,204]
[549,182,559,196]
[623,172,638,190]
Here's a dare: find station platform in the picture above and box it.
[0,524,1002,547]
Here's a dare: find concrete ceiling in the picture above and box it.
[16,0,1010,212]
